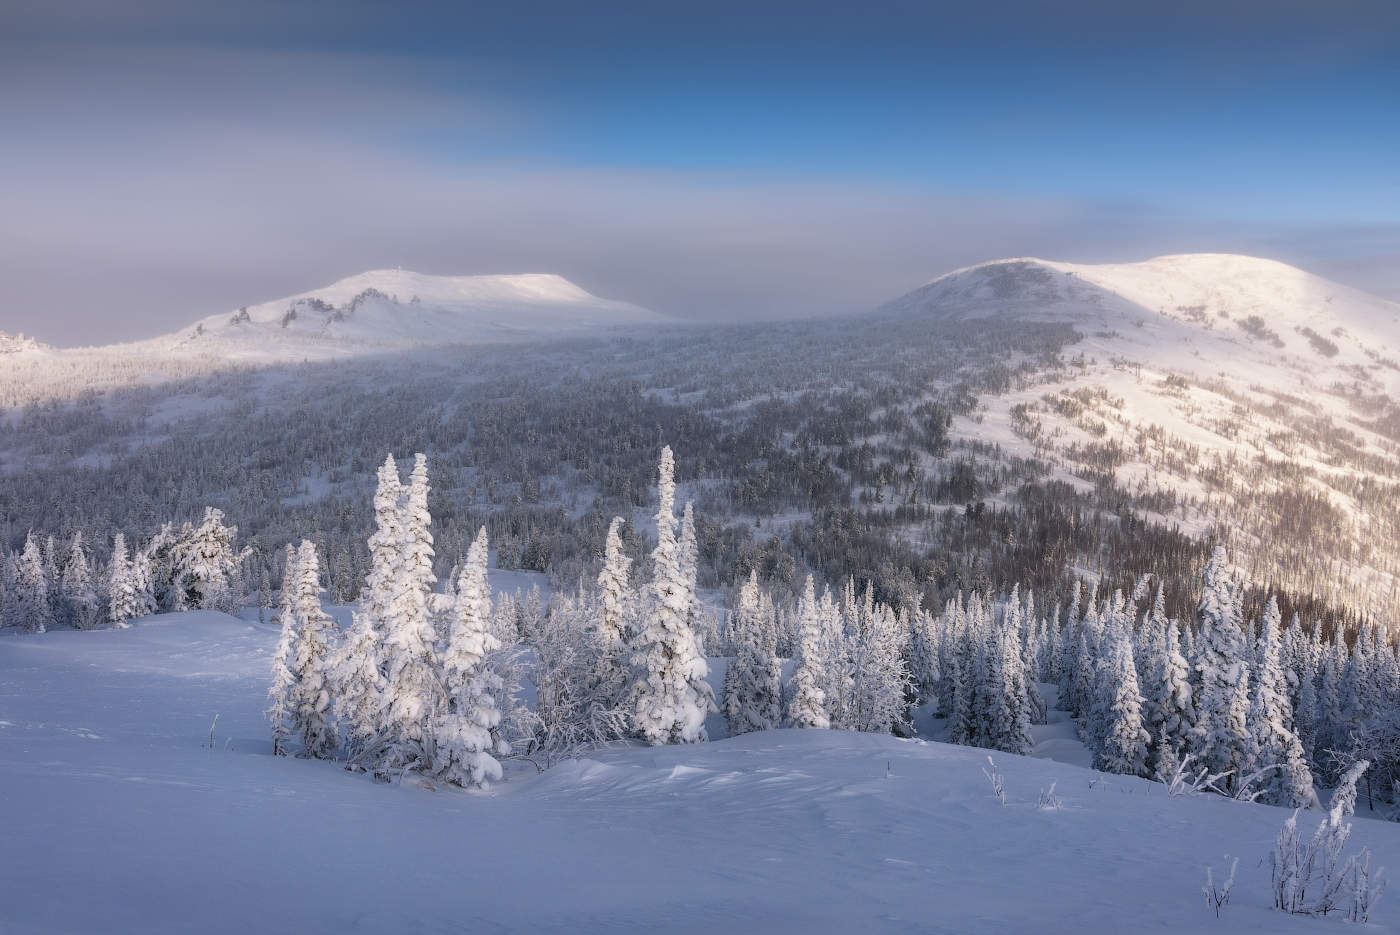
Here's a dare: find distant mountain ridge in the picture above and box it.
[141,269,669,361]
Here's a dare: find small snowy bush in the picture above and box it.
[982,755,1006,806]
[1202,856,1237,918]
[1269,760,1386,921]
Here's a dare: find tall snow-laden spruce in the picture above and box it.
[330,454,401,763]
[723,569,783,735]
[60,533,99,630]
[128,546,157,620]
[784,575,830,729]
[1144,616,1196,778]
[380,453,445,767]
[435,526,505,789]
[907,604,942,705]
[1095,634,1150,776]
[596,516,633,648]
[363,453,406,652]
[287,540,338,758]
[1250,596,1316,807]
[267,544,300,757]
[15,533,53,633]
[847,600,912,735]
[630,446,715,745]
[106,533,141,627]
[1192,546,1254,790]
[332,610,384,760]
[818,585,852,727]
[678,501,704,635]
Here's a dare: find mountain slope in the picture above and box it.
[882,254,1400,388]
[152,269,668,360]
[880,253,1400,620]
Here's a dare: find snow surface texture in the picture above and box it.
[5,612,1400,934]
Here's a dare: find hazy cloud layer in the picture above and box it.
[3,2,1396,344]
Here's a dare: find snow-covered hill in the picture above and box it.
[880,254,1400,619]
[147,269,669,360]
[882,254,1400,389]
[5,611,1397,934]
[0,270,669,402]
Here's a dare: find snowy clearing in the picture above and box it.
[4,612,1398,934]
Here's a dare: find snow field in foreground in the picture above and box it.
[3,612,1398,934]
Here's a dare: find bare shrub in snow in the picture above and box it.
[982,755,1006,806]
[1202,856,1237,918]
[1036,782,1062,811]
[520,591,631,769]
[1269,760,1386,921]
[1163,754,1232,798]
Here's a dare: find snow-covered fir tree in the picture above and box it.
[596,516,633,649]
[629,446,714,744]
[1095,634,1149,776]
[678,500,704,636]
[284,540,338,758]
[846,597,913,735]
[171,507,243,611]
[331,609,384,760]
[59,532,99,629]
[362,453,406,654]
[817,584,853,727]
[1192,547,1254,790]
[267,544,300,757]
[435,526,506,789]
[14,533,53,633]
[784,574,830,730]
[379,453,445,768]
[722,570,783,735]
[983,616,1034,755]
[106,533,141,627]
[1249,597,1316,807]
[1142,617,1196,778]
[128,544,157,619]
[907,602,942,705]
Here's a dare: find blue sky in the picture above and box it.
[3,1,1397,342]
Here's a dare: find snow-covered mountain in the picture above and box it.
[881,254,1400,391]
[881,254,1400,618]
[5,252,1398,621]
[147,269,669,360]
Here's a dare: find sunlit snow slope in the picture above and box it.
[883,254,1400,386]
[5,612,1398,934]
[881,254,1400,620]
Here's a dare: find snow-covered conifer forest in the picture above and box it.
[5,256,1400,932]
